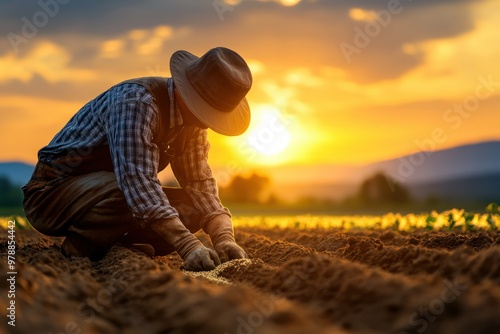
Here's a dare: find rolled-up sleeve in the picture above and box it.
[171,127,230,226]
[106,94,179,225]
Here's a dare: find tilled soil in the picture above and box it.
[1,227,500,334]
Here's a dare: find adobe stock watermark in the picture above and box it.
[49,132,100,177]
[6,219,17,327]
[226,255,321,334]
[49,265,142,334]
[226,295,279,334]
[145,63,167,77]
[279,255,320,294]
[213,0,236,21]
[400,278,467,334]
[6,0,71,54]
[215,107,292,185]
[339,0,406,64]
[385,74,500,189]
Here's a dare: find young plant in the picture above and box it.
[463,212,475,232]
[425,215,435,231]
[487,214,497,231]
[447,213,456,231]
[486,202,499,213]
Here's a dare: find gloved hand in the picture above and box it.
[214,240,247,263]
[150,217,221,271]
[204,214,248,262]
[183,245,220,271]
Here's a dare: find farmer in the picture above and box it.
[22,47,251,271]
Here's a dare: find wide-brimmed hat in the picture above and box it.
[170,47,252,136]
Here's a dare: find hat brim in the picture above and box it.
[170,50,251,136]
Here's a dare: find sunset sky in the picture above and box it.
[1,0,499,185]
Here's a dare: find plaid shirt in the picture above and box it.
[38,79,229,225]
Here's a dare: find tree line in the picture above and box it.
[218,171,412,207]
[0,176,24,208]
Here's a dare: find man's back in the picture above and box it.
[23,47,251,271]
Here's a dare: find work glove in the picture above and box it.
[150,217,221,271]
[204,214,248,263]
[183,246,220,271]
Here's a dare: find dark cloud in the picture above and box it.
[0,0,483,84]
[201,0,476,82]
[0,0,479,37]
[0,75,98,102]
[304,0,475,10]
[0,0,218,38]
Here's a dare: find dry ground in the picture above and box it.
[2,226,500,334]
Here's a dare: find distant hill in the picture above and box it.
[363,141,500,185]
[0,162,35,186]
[409,172,500,202]
[270,141,500,203]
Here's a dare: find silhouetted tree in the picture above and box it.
[357,172,411,205]
[220,172,271,203]
[0,176,23,207]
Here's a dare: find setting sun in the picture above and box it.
[247,106,291,155]
[238,105,293,164]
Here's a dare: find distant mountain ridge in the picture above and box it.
[364,140,500,185]
[0,162,35,186]
[410,172,500,202]
[270,140,500,201]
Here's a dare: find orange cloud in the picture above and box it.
[0,41,96,83]
[99,25,177,59]
[349,8,378,22]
